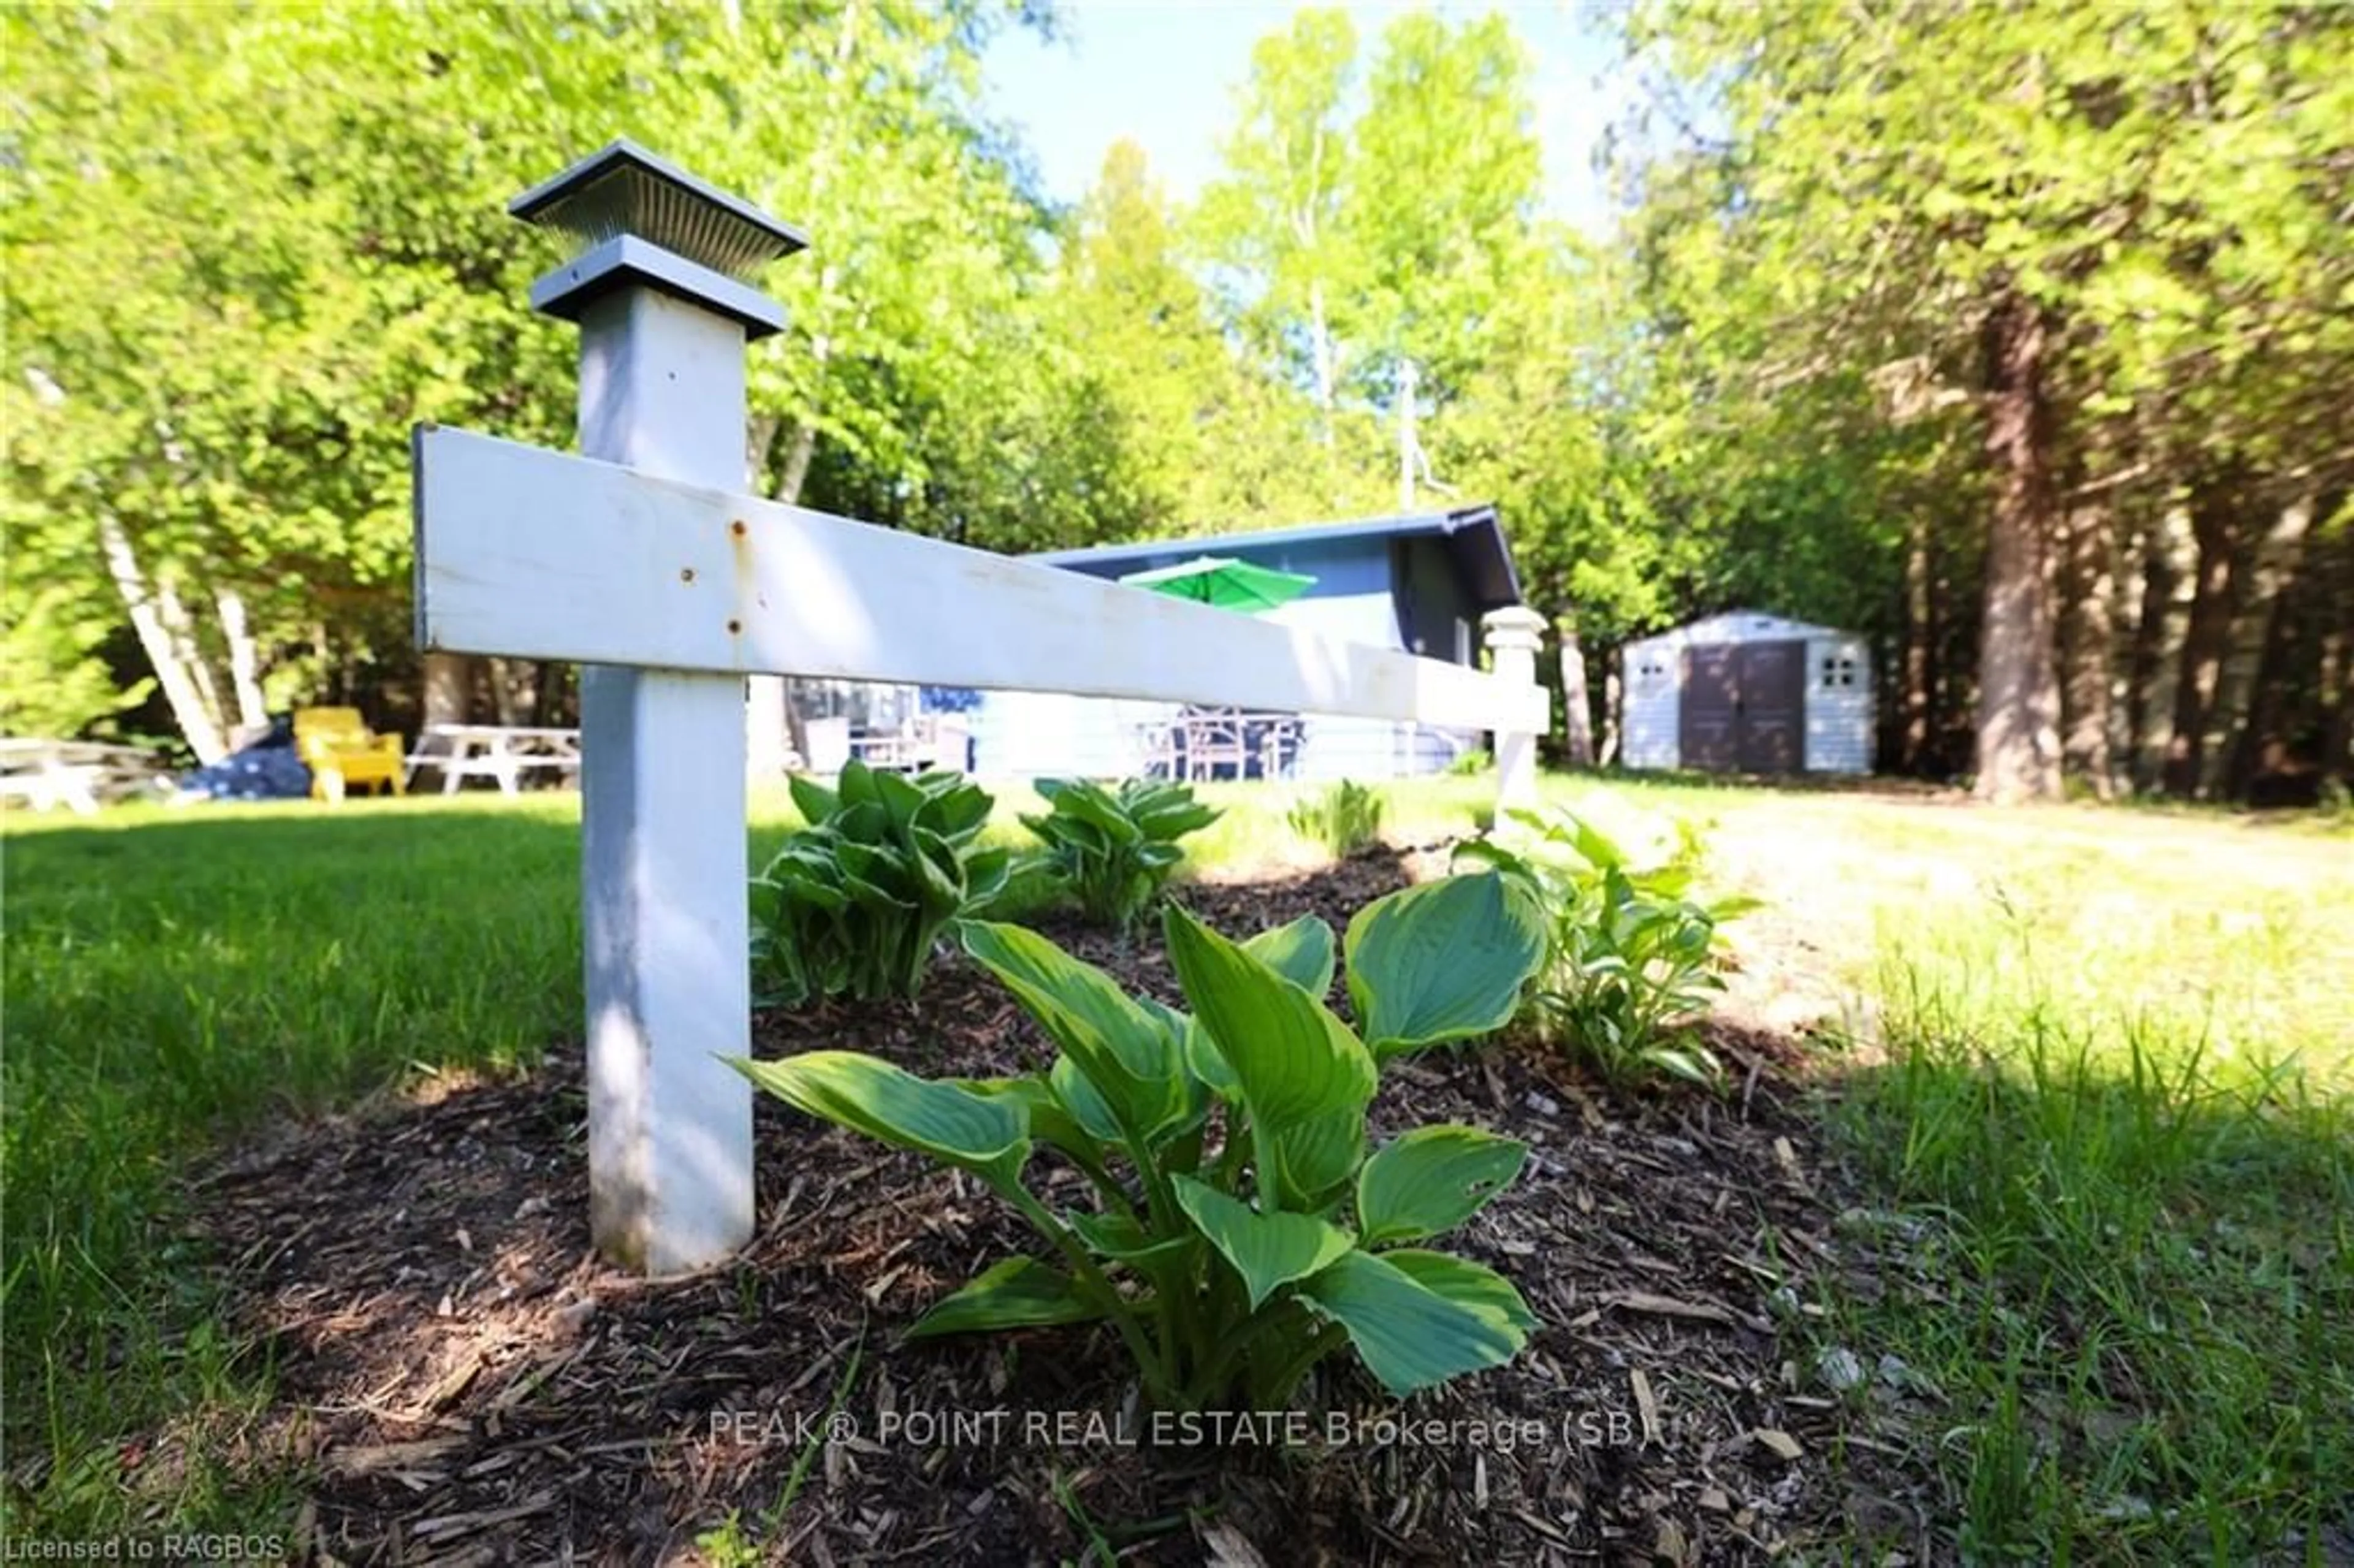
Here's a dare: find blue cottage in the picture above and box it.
[959,503,1528,782]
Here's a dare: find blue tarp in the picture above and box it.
[172,719,312,803]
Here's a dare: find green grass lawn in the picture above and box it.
[4,777,2348,1556]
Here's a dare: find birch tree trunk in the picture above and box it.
[96,514,227,763]
[1598,668,1622,769]
[1556,619,1594,768]
[1970,292,2064,804]
[215,587,269,736]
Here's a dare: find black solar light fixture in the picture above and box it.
[510,138,808,340]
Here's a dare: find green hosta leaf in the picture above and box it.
[905,1257,1106,1339]
[1273,1106,1365,1203]
[908,826,967,913]
[874,769,926,832]
[1356,1127,1528,1247]
[1566,816,1629,872]
[1133,793,1220,841]
[924,780,993,843]
[1381,1250,1538,1338]
[836,759,881,810]
[1067,1209,1189,1265]
[1049,1056,1125,1146]
[788,774,840,824]
[1186,1027,1240,1100]
[1300,1249,1528,1397]
[1171,1174,1352,1309]
[730,1052,1028,1186]
[836,801,889,845]
[1164,902,1376,1135]
[1345,873,1545,1058]
[1136,997,1212,1127]
[1045,779,1143,843]
[958,1075,1108,1171]
[1242,915,1337,998]
[964,848,1012,908]
[960,921,1195,1143]
[842,870,913,913]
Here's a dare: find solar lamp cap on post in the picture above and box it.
[510,138,807,340]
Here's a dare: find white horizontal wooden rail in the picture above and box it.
[414,427,1549,737]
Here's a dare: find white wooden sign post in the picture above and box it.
[417,142,1550,1277]
[506,142,804,1275]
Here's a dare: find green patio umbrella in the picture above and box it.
[1118,555,1316,614]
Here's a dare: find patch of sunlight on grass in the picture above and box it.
[1811,813,2353,1562]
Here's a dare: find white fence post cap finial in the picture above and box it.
[511,139,807,339]
[1482,605,1547,652]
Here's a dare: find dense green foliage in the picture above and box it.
[4,0,2347,794]
[1286,779,1386,859]
[1019,776,1219,931]
[753,763,1008,1005]
[730,873,1548,1406]
[1610,1,2353,798]
[1459,809,1753,1086]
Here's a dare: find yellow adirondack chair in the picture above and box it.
[294,707,406,802]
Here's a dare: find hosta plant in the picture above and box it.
[729,871,1548,1408]
[1456,809,1758,1087]
[1021,777,1219,931]
[1286,778,1386,859]
[750,761,1008,1007]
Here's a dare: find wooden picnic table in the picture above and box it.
[0,737,170,815]
[406,724,582,795]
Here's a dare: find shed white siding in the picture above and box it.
[1619,611,1874,775]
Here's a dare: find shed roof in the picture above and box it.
[1029,503,1523,611]
[1625,609,1856,650]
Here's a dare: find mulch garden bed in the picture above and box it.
[185,847,1925,1564]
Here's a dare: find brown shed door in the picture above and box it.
[1679,639,1807,772]
[1680,645,1741,771]
[1736,640,1806,772]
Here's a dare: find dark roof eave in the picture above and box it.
[1032,502,1524,611]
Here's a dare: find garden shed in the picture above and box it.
[1621,611,1873,774]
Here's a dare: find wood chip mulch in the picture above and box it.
[182,847,1927,1565]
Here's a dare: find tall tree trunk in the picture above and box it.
[2164,468,2245,797]
[2313,520,2353,786]
[487,656,525,726]
[1556,617,1594,768]
[2215,496,2313,796]
[422,652,473,729]
[2125,502,2192,789]
[1901,514,1932,772]
[2057,487,2116,797]
[215,587,269,735]
[1970,292,2063,804]
[96,514,227,763]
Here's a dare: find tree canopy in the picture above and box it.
[4,1,2347,799]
